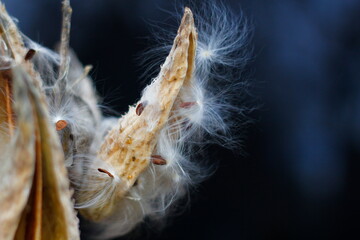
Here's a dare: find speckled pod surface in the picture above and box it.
[79,8,198,221]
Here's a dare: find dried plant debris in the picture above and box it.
[76,7,197,222]
[0,0,251,239]
[0,1,80,239]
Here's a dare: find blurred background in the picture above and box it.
[5,0,359,239]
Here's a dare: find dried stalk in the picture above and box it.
[58,0,72,81]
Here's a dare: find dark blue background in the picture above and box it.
[5,0,360,239]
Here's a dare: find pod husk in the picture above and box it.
[79,8,198,221]
[0,4,80,240]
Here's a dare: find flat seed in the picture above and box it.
[98,168,114,178]
[56,120,68,131]
[151,155,167,165]
[136,101,147,116]
[24,49,36,61]
[180,101,196,108]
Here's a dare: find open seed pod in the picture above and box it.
[0,2,199,237]
[0,0,248,239]
[77,7,198,222]
[0,2,79,240]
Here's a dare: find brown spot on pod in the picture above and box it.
[56,120,68,131]
[180,101,196,108]
[98,168,114,178]
[125,136,132,144]
[24,49,36,61]
[136,101,148,116]
[151,155,167,165]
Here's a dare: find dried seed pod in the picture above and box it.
[0,1,250,239]
[77,8,197,221]
[0,66,36,240]
[0,2,80,239]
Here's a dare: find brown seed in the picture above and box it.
[98,168,114,178]
[55,120,68,131]
[151,155,167,165]
[125,137,132,144]
[24,49,36,61]
[136,101,147,116]
[180,101,196,108]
